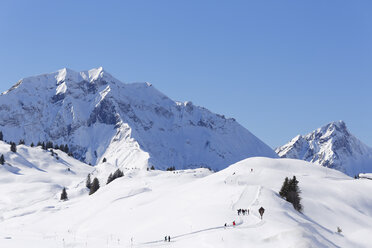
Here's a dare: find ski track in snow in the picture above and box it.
[138,184,263,246]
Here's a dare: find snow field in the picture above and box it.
[0,143,371,247]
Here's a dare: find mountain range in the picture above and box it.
[0,67,277,171]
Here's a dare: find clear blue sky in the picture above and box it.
[1,0,371,148]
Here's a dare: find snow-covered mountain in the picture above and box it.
[1,141,372,248]
[276,121,372,176]
[0,67,277,171]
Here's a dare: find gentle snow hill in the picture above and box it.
[0,67,277,171]
[0,141,93,221]
[0,154,371,248]
[276,120,372,176]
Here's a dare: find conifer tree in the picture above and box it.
[151,165,155,170]
[30,142,34,147]
[113,168,124,178]
[86,174,92,189]
[0,154,5,165]
[10,142,17,153]
[107,173,114,184]
[64,144,69,154]
[37,141,42,147]
[279,176,302,212]
[279,177,289,198]
[0,131,3,141]
[107,169,124,184]
[89,178,100,195]
[46,141,53,149]
[60,187,68,201]
[18,139,25,145]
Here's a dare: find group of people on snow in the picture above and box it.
[164,236,171,242]
[237,208,249,215]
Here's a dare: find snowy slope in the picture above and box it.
[0,143,371,248]
[0,141,94,222]
[0,67,277,171]
[276,121,372,176]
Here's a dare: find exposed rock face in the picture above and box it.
[276,121,372,176]
[0,67,277,170]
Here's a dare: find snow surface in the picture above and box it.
[358,173,372,180]
[0,67,277,171]
[276,121,372,176]
[0,143,371,247]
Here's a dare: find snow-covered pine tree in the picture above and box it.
[46,141,53,149]
[64,144,69,154]
[113,168,124,178]
[89,178,100,195]
[107,169,124,184]
[279,176,302,212]
[279,177,289,198]
[0,154,5,165]
[10,142,17,153]
[60,187,68,201]
[107,173,113,184]
[86,174,92,189]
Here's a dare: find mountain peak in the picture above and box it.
[56,68,82,83]
[0,68,277,171]
[276,121,372,176]
[322,120,347,133]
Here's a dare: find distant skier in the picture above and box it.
[165,236,167,242]
[168,236,171,242]
[233,221,236,226]
[224,223,227,227]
